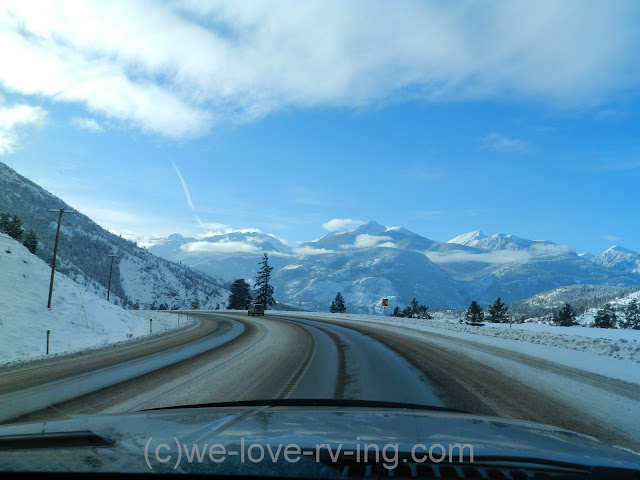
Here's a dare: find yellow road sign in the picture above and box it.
[381,298,389,307]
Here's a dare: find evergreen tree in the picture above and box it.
[594,303,617,329]
[190,298,201,310]
[415,304,433,319]
[465,301,484,324]
[0,213,10,235]
[330,292,346,313]
[553,303,578,326]
[622,299,640,329]
[22,230,38,254]
[228,278,253,309]
[488,297,509,323]
[392,306,401,317]
[132,301,140,310]
[410,297,419,316]
[9,215,23,241]
[0,213,22,241]
[254,253,275,308]
[409,297,418,316]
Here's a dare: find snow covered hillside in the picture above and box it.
[0,161,228,310]
[507,284,640,319]
[0,234,193,365]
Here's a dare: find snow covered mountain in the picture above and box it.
[150,222,640,312]
[149,221,640,312]
[438,230,640,304]
[274,246,462,312]
[301,221,437,252]
[446,230,487,247]
[149,231,293,281]
[447,230,556,251]
[0,162,227,310]
[592,245,640,274]
[150,221,463,311]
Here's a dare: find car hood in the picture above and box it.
[0,403,638,476]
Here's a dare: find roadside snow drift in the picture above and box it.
[0,234,192,364]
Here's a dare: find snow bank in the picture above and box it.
[0,234,194,365]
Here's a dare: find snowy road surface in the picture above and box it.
[1,311,638,453]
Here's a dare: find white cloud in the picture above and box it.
[181,239,261,254]
[322,218,364,232]
[194,223,289,245]
[426,250,531,265]
[293,245,336,256]
[1,1,638,138]
[0,103,47,154]
[529,243,572,256]
[0,104,46,128]
[603,235,620,243]
[71,117,104,133]
[480,133,529,154]
[426,243,572,264]
[348,234,396,249]
[0,130,17,155]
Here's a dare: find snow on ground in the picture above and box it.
[273,310,640,385]
[0,234,194,365]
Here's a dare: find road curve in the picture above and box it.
[278,313,640,453]
[4,310,637,454]
[1,312,444,426]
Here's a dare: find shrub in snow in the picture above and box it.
[552,303,578,327]
[594,304,618,329]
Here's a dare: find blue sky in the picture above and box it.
[1,1,639,254]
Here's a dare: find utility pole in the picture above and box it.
[107,254,118,301]
[46,208,77,309]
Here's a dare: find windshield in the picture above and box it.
[1,1,639,476]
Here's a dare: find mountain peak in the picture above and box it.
[335,220,386,236]
[447,230,487,246]
[603,245,637,255]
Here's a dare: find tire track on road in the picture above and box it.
[269,315,347,399]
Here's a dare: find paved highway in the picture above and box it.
[1,311,638,452]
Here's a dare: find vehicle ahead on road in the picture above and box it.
[1,400,638,478]
[248,303,265,316]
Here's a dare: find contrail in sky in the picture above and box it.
[170,160,195,210]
